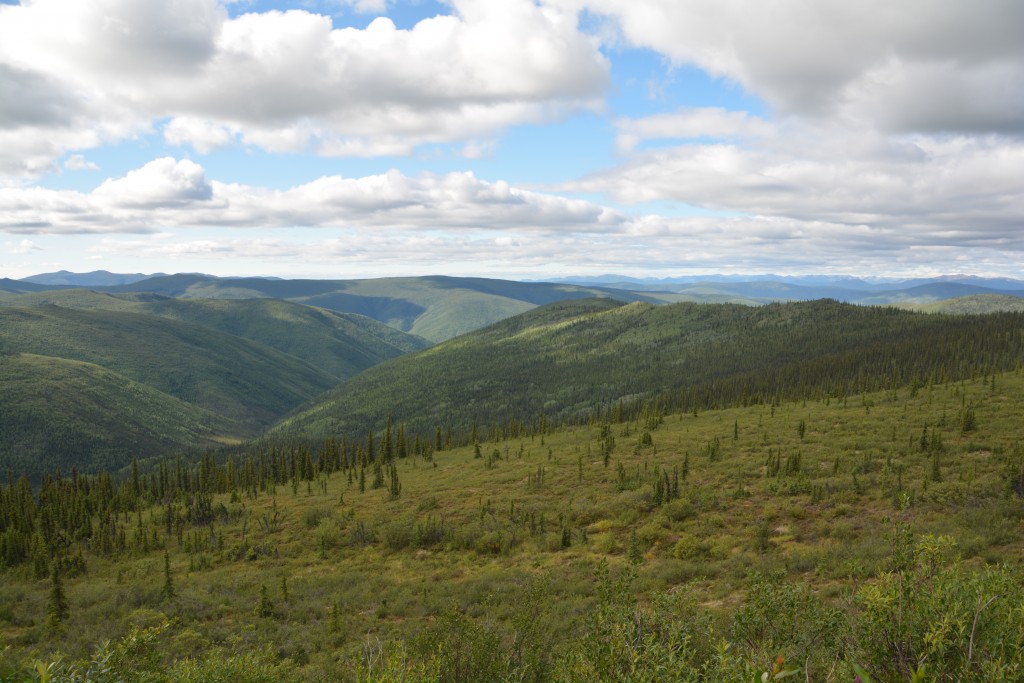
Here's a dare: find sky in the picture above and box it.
[1,0,1022,281]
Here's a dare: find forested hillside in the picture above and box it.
[269,298,1024,444]
[0,290,429,379]
[0,295,434,477]
[0,305,335,427]
[0,353,230,477]
[903,293,1024,315]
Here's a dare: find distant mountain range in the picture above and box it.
[9,271,1024,342]
[8,272,661,342]
[19,269,164,286]
[545,273,1024,291]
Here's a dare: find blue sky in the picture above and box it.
[1,0,1022,280]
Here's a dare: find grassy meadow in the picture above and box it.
[2,368,1023,681]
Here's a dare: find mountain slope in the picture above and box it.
[904,294,1024,314]
[618,280,1024,305]
[268,298,1024,442]
[0,290,430,379]
[0,305,336,431]
[0,278,72,294]
[19,269,159,286]
[0,352,230,478]
[104,274,660,342]
[140,297,430,378]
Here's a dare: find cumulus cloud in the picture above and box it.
[4,157,1024,278]
[567,124,1024,240]
[64,155,99,172]
[5,239,42,254]
[93,158,214,207]
[0,0,608,178]
[0,158,625,234]
[559,0,1024,135]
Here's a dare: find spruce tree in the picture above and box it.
[161,549,175,601]
[47,564,69,628]
[256,584,274,617]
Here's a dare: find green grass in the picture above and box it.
[3,369,1023,679]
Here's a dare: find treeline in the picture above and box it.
[0,418,436,573]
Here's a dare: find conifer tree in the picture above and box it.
[256,584,274,617]
[388,462,401,499]
[161,549,175,601]
[383,415,394,462]
[47,564,69,628]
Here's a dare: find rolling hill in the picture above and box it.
[0,305,337,428]
[18,269,159,286]
[0,305,347,477]
[101,274,660,342]
[0,352,231,478]
[17,270,1024,342]
[0,290,430,379]
[900,293,1024,314]
[268,298,1024,443]
[600,279,1024,306]
[0,278,72,294]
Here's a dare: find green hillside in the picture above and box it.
[3,368,1023,681]
[0,353,230,478]
[269,298,1024,442]
[105,274,660,342]
[0,305,336,432]
[0,290,430,379]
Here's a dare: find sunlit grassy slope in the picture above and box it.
[3,368,1022,679]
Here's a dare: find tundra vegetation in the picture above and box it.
[2,367,1024,681]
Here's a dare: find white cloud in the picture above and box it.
[332,0,390,14]
[567,124,1024,240]
[615,107,775,152]
[562,0,1024,135]
[64,155,99,172]
[93,158,214,207]
[0,158,625,234]
[4,157,1024,278]
[78,215,1024,280]
[5,239,42,254]
[0,0,608,178]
